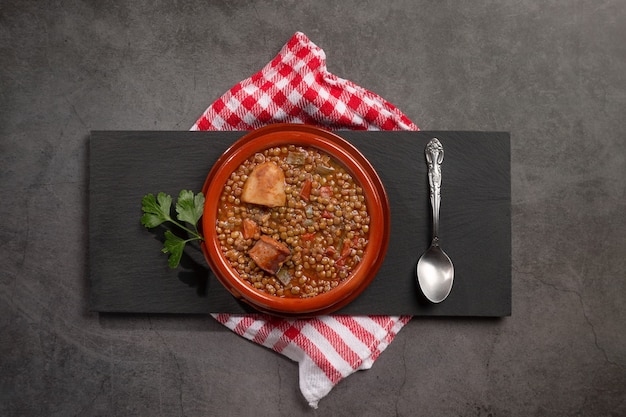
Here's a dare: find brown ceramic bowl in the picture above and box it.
[200,124,390,317]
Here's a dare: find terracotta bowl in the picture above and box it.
[200,124,390,317]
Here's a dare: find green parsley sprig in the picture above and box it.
[141,190,205,268]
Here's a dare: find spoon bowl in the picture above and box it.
[417,239,454,303]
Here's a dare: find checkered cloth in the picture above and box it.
[192,32,417,408]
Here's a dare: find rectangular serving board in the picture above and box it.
[89,130,511,316]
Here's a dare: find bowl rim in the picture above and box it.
[200,123,390,317]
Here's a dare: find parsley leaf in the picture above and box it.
[175,189,205,230]
[141,192,173,228]
[141,190,205,268]
[162,231,186,269]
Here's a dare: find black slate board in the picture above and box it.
[88,130,511,316]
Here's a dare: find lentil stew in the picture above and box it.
[216,145,371,299]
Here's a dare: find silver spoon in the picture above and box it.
[417,138,454,303]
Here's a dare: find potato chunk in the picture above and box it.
[241,162,286,207]
[248,235,291,275]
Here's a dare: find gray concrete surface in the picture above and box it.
[1,1,625,416]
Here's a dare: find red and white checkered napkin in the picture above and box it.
[192,32,417,408]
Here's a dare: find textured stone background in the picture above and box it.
[1,1,624,416]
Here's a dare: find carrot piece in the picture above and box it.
[335,239,353,268]
[300,179,312,201]
[242,218,259,239]
[340,238,352,258]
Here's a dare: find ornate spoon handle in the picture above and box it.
[425,138,444,243]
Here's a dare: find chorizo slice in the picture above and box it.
[248,235,291,275]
